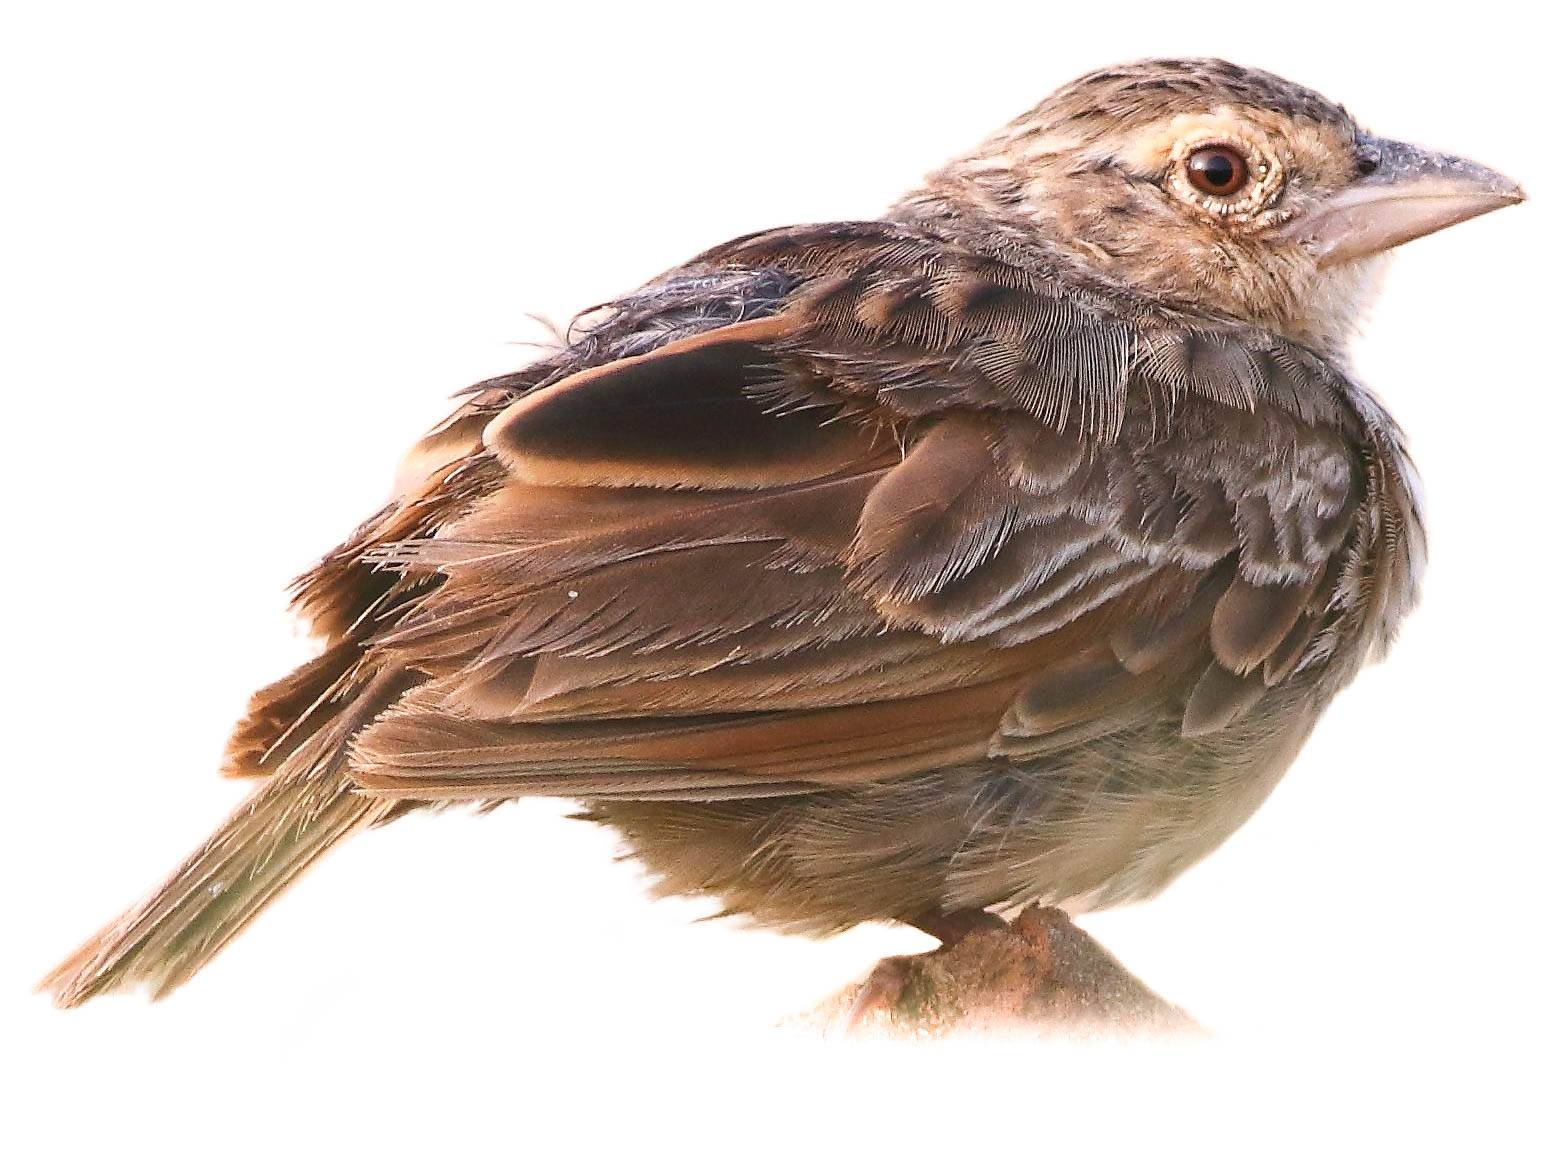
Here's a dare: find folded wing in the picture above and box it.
[336,223,1384,802]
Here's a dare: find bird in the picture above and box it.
[42,58,1524,1008]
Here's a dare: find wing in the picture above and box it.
[327,222,1397,803]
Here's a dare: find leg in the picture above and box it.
[839,906,1004,1033]
[906,906,1008,947]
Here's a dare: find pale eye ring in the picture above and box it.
[1185,145,1250,197]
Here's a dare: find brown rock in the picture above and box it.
[812,909,1200,1038]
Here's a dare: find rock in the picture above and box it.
[809,907,1200,1038]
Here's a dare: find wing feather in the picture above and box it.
[299,222,1398,802]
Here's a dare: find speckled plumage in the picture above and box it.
[43,58,1520,1006]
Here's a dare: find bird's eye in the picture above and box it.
[1185,146,1249,197]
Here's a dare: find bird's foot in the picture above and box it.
[841,955,913,1032]
[824,906,1199,1038]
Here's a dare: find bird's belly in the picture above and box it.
[988,717,1314,915]
[902,701,1319,919]
[590,689,1323,934]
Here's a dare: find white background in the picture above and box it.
[4,2,1555,1165]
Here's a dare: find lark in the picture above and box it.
[44,59,1523,1008]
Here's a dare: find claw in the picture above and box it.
[841,955,912,1033]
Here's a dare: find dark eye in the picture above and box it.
[1186,146,1249,196]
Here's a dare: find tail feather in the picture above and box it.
[221,639,366,778]
[40,775,396,1007]
[41,657,412,1007]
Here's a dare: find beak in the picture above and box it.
[1282,134,1525,268]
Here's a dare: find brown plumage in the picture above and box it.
[41,58,1523,1006]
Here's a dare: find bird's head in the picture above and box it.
[898,59,1524,353]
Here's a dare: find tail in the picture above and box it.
[41,655,410,1007]
[40,777,395,1006]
